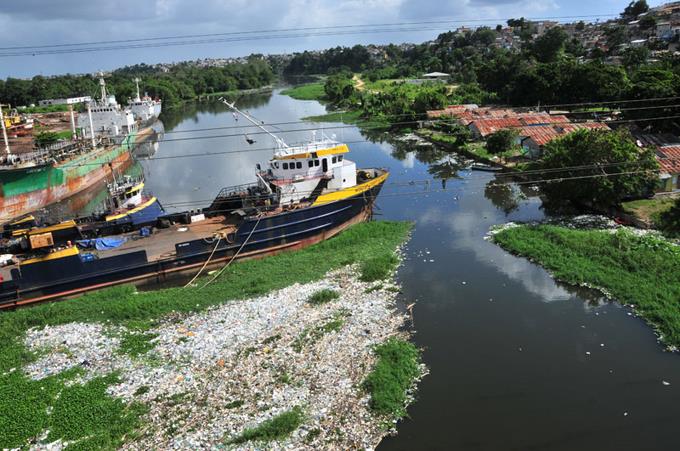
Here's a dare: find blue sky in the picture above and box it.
[0,0,666,78]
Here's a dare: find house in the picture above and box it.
[518,123,610,158]
[655,145,680,192]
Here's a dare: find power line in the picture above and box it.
[154,100,680,137]
[0,14,617,54]
[53,110,680,169]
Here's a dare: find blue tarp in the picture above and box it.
[76,236,128,250]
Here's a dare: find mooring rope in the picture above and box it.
[183,234,223,288]
[199,214,263,289]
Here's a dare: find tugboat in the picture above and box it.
[0,100,388,307]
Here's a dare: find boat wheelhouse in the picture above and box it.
[0,100,388,307]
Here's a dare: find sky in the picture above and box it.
[0,0,667,79]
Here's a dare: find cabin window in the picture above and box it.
[314,160,320,167]
[296,162,302,169]
[283,162,288,170]
[332,157,337,164]
[338,155,343,161]
[308,160,313,168]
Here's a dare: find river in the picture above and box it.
[71,89,680,450]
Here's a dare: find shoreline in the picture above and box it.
[0,221,424,449]
[488,216,680,352]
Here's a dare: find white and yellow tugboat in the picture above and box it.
[0,100,388,306]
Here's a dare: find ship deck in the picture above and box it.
[96,215,237,262]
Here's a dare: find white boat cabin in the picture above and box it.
[262,137,357,204]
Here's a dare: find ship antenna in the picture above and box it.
[219,97,290,153]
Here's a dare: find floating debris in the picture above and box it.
[23,266,424,450]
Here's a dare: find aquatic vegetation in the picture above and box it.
[493,224,680,348]
[226,406,305,444]
[307,288,340,306]
[363,338,421,418]
[281,83,326,101]
[0,221,412,449]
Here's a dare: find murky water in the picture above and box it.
[65,90,680,450]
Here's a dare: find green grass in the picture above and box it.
[307,289,340,306]
[360,253,399,282]
[17,104,69,113]
[302,109,389,129]
[118,332,158,357]
[226,406,305,444]
[363,338,420,418]
[622,196,677,226]
[281,83,326,101]
[0,221,411,449]
[492,224,680,347]
[0,371,146,450]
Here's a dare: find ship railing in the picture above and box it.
[214,182,261,200]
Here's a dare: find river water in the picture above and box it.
[74,90,680,450]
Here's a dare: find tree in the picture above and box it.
[638,14,657,30]
[486,129,519,156]
[539,129,659,208]
[532,27,569,63]
[324,73,355,104]
[622,46,650,69]
[622,0,649,18]
[657,198,680,236]
[575,21,586,31]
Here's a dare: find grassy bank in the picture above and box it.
[364,338,421,420]
[0,221,412,449]
[492,224,680,348]
[622,196,677,226]
[302,109,390,129]
[281,83,326,101]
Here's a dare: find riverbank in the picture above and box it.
[489,219,680,350]
[0,221,423,449]
[280,83,326,101]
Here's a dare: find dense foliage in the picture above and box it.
[0,57,273,108]
[658,197,680,236]
[486,129,519,155]
[537,129,659,208]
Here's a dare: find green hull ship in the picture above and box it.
[0,132,137,224]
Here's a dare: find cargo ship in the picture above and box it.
[127,77,162,125]
[0,100,388,307]
[0,75,139,224]
[0,137,137,224]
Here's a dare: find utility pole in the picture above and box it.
[0,104,10,156]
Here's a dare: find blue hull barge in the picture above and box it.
[0,101,388,307]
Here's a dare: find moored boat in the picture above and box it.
[0,100,388,307]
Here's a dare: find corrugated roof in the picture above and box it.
[471,117,523,136]
[657,146,680,174]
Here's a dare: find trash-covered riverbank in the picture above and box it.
[22,265,425,450]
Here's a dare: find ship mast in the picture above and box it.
[0,104,10,156]
[133,77,141,102]
[99,72,107,104]
[219,97,290,153]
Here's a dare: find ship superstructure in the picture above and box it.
[127,77,162,125]
[78,74,137,139]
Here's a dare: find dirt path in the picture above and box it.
[352,75,366,92]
